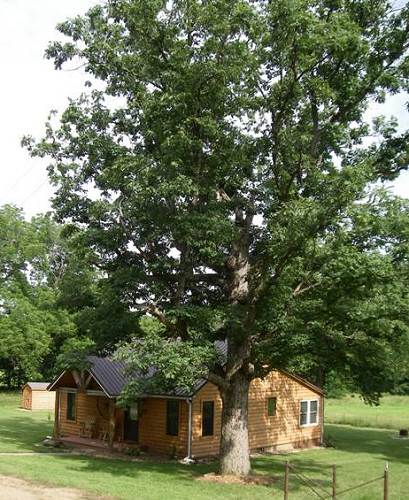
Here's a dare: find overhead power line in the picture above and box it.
[0,165,34,200]
[20,180,49,205]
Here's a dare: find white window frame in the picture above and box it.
[299,399,319,427]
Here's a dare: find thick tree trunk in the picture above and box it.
[218,207,253,476]
[219,370,251,476]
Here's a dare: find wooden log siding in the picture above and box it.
[191,370,323,458]
[54,368,322,458]
[191,383,223,458]
[138,398,189,457]
[58,390,190,456]
[247,371,322,452]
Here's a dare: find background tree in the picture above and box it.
[26,0,409,475]
[271,192,409,401]
[0,204,138,386]
[55,227,140,351]
[0,206,76,386]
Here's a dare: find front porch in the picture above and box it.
[54,388,139,449]
[49,362,190,458]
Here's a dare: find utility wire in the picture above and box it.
[20,180,49,205]
[0,165,34,200]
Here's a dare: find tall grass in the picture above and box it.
[325,395,409,430]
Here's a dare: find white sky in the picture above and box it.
[0,0,408,219]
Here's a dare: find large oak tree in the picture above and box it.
[26,0,409,475]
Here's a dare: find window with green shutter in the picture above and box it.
[267,397,277,417]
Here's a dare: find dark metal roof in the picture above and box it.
[83,341,230,398]
[214,339,227,361]
[87,355,207,398]
[87,356,130,398]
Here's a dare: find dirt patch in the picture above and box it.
[0,475,108,500]
[197,472,278,487]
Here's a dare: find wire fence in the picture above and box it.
[283,461,389,499]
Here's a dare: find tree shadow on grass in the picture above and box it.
[1,412,408,498]
[55,453,217,481]
[0,415,53,452]
[54,453,335,499]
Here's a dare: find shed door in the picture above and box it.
[123,409,139,442]
[23,388,31,409]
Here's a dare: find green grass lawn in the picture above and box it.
[0,392,408,499]
[325,394,409,430]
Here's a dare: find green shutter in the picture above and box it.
[267,397,277,416]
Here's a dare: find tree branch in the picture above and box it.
[146,303,177,333]
[293,281,321,297]
[207,372,229,391]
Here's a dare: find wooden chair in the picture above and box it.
[98,421,110,442]
[79,418,96,438]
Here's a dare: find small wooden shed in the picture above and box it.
[21,382,55,411]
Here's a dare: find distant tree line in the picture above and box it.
[0,204,140,387]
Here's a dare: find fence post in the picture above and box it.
[384,462,389,500]
[284,461,289,500]
[332,464,336,499]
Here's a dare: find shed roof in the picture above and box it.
[24,382,50,391]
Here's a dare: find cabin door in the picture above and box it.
[123,408,139,442]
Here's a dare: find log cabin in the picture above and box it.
[48,353,324,459]
[21,382,55,411]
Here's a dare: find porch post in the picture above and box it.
[108,399,116,451]
[53,389,60,439]
[187,399,193,459]
[320,395,325,446]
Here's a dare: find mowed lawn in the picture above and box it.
[0,393,408,499]
[326,394,409,430]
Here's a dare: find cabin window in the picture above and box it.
[67,392,76,421]
[300,399,319,426]
[267,397,277,417]
[166,399,179,436]
[202,401,214,436]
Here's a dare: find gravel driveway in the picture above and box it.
[0,475,103,500]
